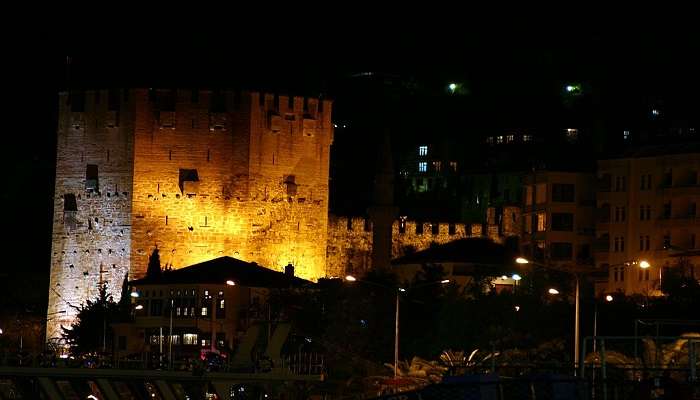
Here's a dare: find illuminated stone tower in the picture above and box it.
[47,89,333,341]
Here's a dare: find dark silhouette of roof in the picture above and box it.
[130,256,312,288]
[391,238,515,266]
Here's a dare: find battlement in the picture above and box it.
[49,87,334,342]
[60,89,333,139]
[326,215,484,278]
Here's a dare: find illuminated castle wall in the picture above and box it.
[326,216,485,278]
[48,89,333,340]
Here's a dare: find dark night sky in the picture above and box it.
[2,26,698,311]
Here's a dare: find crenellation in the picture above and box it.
[325,216,474,279]
[49,88,333,341]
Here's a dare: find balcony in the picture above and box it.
[577,228,595,236]
[658,184,700,197]
[655,215,699,228]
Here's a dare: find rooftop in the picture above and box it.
[130,257,312,288]
[391,238,516,266]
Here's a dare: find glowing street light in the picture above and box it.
[514,306,520,312]
[226,280,236,286]
[639,260,650,269]
[514,256,584,372]
[134,305,144,310]
[344,275,448,378]
[605,295,613,302]
[512,274,522,281]
[130,291,140,298]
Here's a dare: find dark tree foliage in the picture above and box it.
[146,247,162,280]
[661,259,700,306]
[118,273,131,311]
[272,260,700,381]
[61,283,123,356]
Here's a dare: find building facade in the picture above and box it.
[48,89,333,341]
[595,149,700,296]
[112,256,308,364]
[521,171,596,269]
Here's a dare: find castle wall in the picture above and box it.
[326,215,478,277]
[130,90,333,281]
[47,90,135,341]
[48,89,333,340]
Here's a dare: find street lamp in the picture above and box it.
[515,256,583,373]
[605,295,613,302]
[226,280,236,286]
[515,257,529,265]
[134,305,144,310]
[130,291,140,298]
[345,275,449,378]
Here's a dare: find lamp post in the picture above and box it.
[516,257,583,373]
[593,295,614,352]
[345,275,449,379]
[168,298,173,370]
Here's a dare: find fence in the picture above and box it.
[371,375,700,400]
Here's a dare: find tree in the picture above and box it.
[117,272,133,320]
[61,283,122,356]
[146,246,162,280]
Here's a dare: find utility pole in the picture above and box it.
[394,291,400,379]
[169,298,173,370]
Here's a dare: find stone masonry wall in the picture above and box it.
[326,215,480,278]
[47,90,135,341]
[130,90,333,282]
[48,89,333,340]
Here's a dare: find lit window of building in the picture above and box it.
[150,335,163,345]
[536,212,546,231]
[623,130,630,140]
[418,162,427,172]
[651,108,660,117]
[449,161,458,172]
[523,134,532,142]
[565,128,578,142]
[486,137,494,145]
[201,307,208,316]
[183,334,198,345]
[506,134,515,143]
[418,146,428,156]
[432,161,442,172]
[496,136,504,144]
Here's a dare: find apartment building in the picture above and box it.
[595,147,700,295]
[521,171,596,269]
